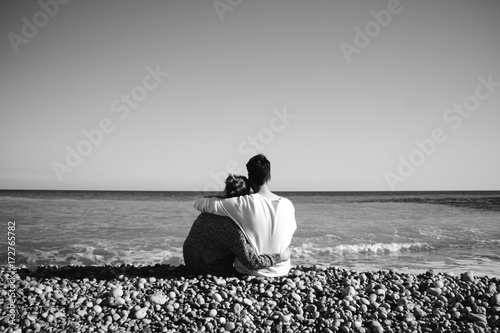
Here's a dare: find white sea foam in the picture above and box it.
[292,242,430,258]
[418,227,457,240]
[324,234,342,239]
[16,243,184,268]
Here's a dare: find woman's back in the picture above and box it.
[183,213,238,275]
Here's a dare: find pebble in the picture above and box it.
[214,278,227,287]
[468,313,487,323]
[433,280,444,288]
[397,297,408,307]
[212,293,223,303]
[3,264,500,333]
[462,272,475,282]
[281,314,291,323]
[134,307,148,319]
[77,309,87,317]
[314,264,327,271]
[343,286,356,297]
[306,304,317,313]
[111,287,123,298]
[267,300,277,308]
[149,293,168,305]
[224,322,236,331]
[492,293,500,306]
[426,287,442,297]
[359,297,369,305]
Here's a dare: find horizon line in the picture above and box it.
[1,189,500,193]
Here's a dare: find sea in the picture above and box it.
[1,190,499,278]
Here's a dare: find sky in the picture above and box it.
[1,0,499,192]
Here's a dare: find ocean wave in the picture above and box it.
[324,234,342,239]
[8,243,184,268]
[418,227,457,241]
[292,242,431,258]
[5,238,497,270]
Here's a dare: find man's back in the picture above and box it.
[194,193,297,277]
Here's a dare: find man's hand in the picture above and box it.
[280,247,291,261]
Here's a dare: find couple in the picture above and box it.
[183,154,296,277]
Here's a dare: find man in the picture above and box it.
[194,154,297,277]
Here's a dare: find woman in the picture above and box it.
[183,174,289,275]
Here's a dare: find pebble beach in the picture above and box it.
[1,265,500,333]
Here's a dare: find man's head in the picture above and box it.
[246,154,271,188]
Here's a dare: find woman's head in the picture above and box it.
[223,174,251,198]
